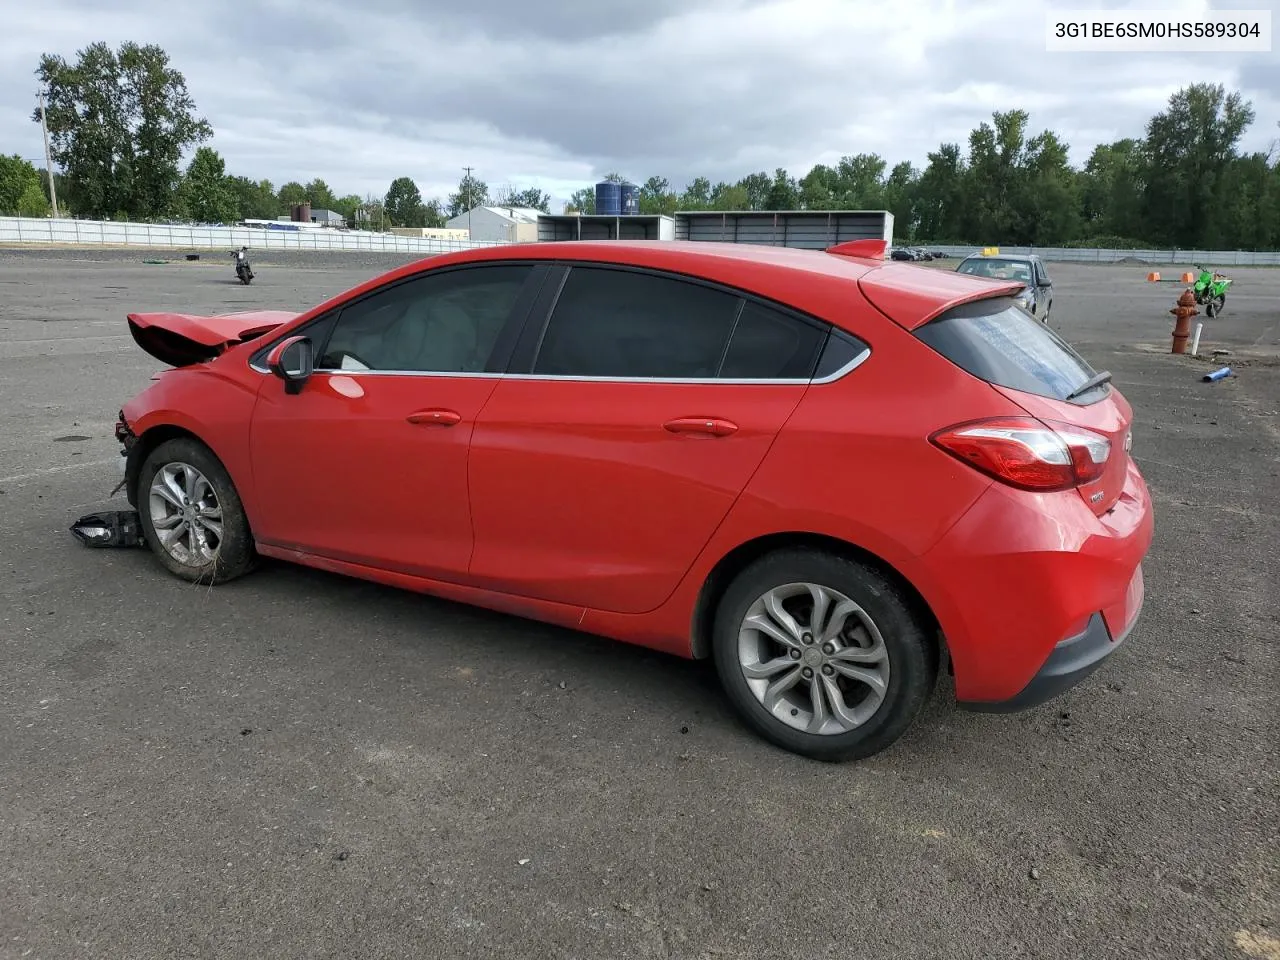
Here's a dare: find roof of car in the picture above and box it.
[307,240,1026,334]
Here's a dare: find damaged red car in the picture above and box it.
[111,238,1153,761]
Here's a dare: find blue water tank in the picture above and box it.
[595,180,621,216]
[619,180,639,215]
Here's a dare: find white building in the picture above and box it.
[445,206,543,243]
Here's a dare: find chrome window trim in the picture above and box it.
[247,345,869,384]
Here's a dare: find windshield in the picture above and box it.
[957,258,1033,283]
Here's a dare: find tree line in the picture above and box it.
[12,41,1278,250]
[574,84,1277,251]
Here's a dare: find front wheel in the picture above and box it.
[711,549,937,762]
[137,437,257,585]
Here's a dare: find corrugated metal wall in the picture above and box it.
[537,217,668,241]
[673,211,892,249]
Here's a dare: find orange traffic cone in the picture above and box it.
[1147,272,1161,281]
[1181,272,1195,282]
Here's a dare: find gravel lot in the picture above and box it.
[1,247,1277,960]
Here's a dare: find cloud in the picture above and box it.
[1,0,1275,211]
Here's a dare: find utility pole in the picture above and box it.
[37,91,59,218]
[463,166,474,237]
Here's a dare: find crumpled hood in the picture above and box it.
[126,309,298,366]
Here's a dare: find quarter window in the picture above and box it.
[720,300,825,380]
[316,265,533,373]
[532,267,741,378]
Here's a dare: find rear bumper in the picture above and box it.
[958,572,1143,712]
[901,456,1153,706]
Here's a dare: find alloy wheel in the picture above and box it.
[148,461,223,567]
[736,582,890,735]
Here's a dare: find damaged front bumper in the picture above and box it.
[70,410,147,549]
[110,409,138,501]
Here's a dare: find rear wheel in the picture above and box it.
[711,549,937,762]
[137,438,257,585]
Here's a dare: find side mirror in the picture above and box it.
[266,335,313,395]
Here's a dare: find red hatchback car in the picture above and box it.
[114,238,1152,761]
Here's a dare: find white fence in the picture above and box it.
[0,216,509,255]
[921,243,1280,267]
[4,216,1278,265]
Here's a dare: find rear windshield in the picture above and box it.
[914,297,1104,402]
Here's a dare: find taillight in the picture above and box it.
[930,416,1110,491]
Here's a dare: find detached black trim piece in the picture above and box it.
[958,608,1138,713]
[70,510,146,548]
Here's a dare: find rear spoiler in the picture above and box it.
[825,239,888,260]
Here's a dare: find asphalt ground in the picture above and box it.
[0,247,1277,960]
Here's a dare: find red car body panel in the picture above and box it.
[248,371,501,581]
[466,379,808,614]
[118,240,1153,711]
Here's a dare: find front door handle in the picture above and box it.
[663,416,738,437]
[407,408,462,426]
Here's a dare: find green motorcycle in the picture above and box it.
[1192,265,1232,317]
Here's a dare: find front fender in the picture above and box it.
[121,364,265,524]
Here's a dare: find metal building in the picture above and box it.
[537,214,675,242]
[445,205,543,243]
[674,210,893,249]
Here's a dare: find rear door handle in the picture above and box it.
[407,408,462,426]
[663,416,738,437]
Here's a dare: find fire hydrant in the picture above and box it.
[1170,288,1198,354]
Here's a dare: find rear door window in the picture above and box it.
[532,267,739,379]
[914,297,1104,402]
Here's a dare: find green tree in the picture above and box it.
[18,183,50,217]
[34,41,210,219]
[178,146,238,223]
[915,143,967,241]
[1080,140,1146,240]
[638,176,678,215]
[423,198,446,227]
[1141,83,1255,248]
[334,194,361,221]
[277,181,307,207]
[227,176,280,220]
[0,155,44,214]
[567,187,595,213]
[679,176,713,209]
[736,172,771,210]
[764,168,799,209]
[305,178,336,210]
[447,171,489,218]
[495,186,551,212]
[882,161,918,240]
[384,176,424,226]
[356,193,385,230]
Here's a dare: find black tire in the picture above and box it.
[136,437,257,585]
[711,549,937,762]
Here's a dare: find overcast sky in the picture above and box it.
[3,0,1276,213]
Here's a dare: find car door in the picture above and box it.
[248,261,546,581]
[1034,259,1053,313]
[466,264,829,615]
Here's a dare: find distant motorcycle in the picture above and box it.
[1191,264,1230,317]
[231,246,254,285]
